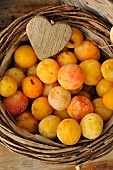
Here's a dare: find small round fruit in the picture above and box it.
[101,59,113,82]
[103,88,113,110]
[57,118,81,145]
[80,113,103,140]
[78,90,92,100]
[27,64,37,76]
[74,40,100,61]
[14,45,38,68]
[70,84,83,95]
[56,51,77,67]
[4,67,25,88]
[92,98,113,121]
[13,62,27,74]
[96,78,113,97]
[39,115,61,139]
[22,76,43,98]
[0,76,17,97]
[67,95,93,122]
[15,110,38,134]
[42,81,59,96]
[37,58,60,84]
[66,27,83,48]
[48,86,71,111]
[31,96,53,120]
[3,90,28,116]
[53,109,70,120]
[80,59,102,85]
[58,64,84,90]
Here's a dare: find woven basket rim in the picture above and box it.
[0,5,113,165]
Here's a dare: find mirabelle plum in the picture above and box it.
[96,78,113,97]
[37,58,60,84]
[4,67,25,88]
[80,113,103,140]
[0,76,17,97]
[78,90,92,100]
[31,96,53,120]
[56,51,77,67]
[79,59,102,85]
[57,118,81,145]
[66,27,83,48]
[52,47,68,59]
[48,86,71,111]
[70,84,83,95]
[83,84,97,98]
[101,59,113,82]
[3,90,28,116]
[39,115,61,139]
[92,98,113,121]
[15,110,38,134]
[53,109,70,120]
[103,88,113,110]
[27,64,37,76]
[58,64,84,90]
[14,45,38,68]
[67,95,93,122]
[42,81,59,96]
[22,76,43,98]
[74,40,100,61]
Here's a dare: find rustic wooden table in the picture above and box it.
[0,1,113,170]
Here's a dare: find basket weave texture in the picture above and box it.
[0,5,113,165]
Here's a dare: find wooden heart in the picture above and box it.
[26,15,72,60]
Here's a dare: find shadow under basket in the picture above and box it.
[0,5,113,165]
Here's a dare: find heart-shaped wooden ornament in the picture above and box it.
[26,15,72,60]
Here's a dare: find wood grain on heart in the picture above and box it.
[26,15,72,60]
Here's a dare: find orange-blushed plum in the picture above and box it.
[74,40,100,61]
[53,109,70,120]
[48,86,71,111]
[56,51,77,67]
[80,113,103,140]
[96,78,113,97]
[57,118,81,145]
[66,27,83,48]
[101,59,113,82]
[42,81,59,96]
[92,98,113,121]
[3,90,28,116]
[67,95,93,122]
[0,76,17,97]
[37,58,60,84]
[22,76,43,98]
[31,96,53,120]
[15,110,38,134]
[39,115,61,139]
[4,67,25,88]
[79,59,102,85]
[103,88,113,110]
[58,64,84,90]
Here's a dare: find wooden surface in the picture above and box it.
[1,142,113,170]
[0,0,113,170]
[0,0,60,30]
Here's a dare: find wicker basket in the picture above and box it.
[0,5,113,165]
